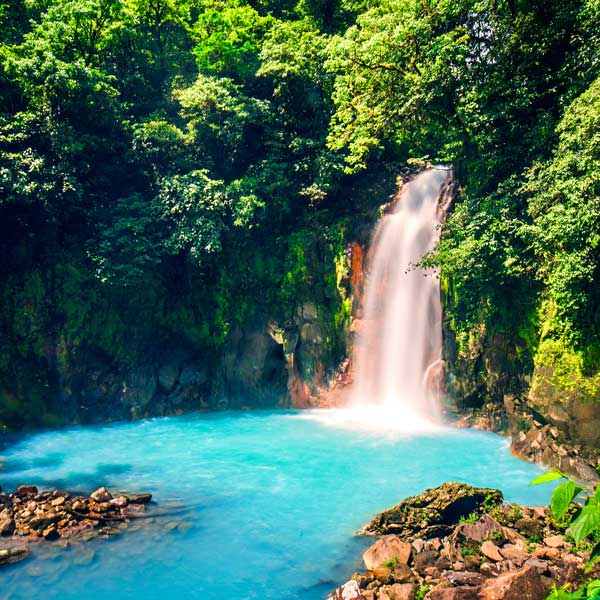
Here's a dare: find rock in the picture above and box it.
[543,535,564,548]
[16,485,38,497]
[413,539,426,553]
[499,544,528,566]
[0,516,15,535]
[362,483,503,539]
[444,571,484,587]
[0,547,31,567]
[481,541,504,562]
[42,524,59,540]
[71,500,88,512]
[328,580,366,600]
[479,565,546,600]
[413,549,439,571]
[29,511,60,531]
[372,566,393,583]
[380,583,417,600]
[363,535,412,569]
[453,515,504,545]
[514,518,542,538]
[393,562,414,583]
[463,555,482,571]
[90,487,112,503]
[51,497,66,508]
[426,585,481,600]
[129,493,152,504]
[110,496,129,508]
[534,546,560,560]
[524,558,549,575]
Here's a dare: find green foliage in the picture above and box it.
[382,556,399,568]
[459,512,479,524]
[531,472,600,560]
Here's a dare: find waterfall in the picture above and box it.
[350,168,453,429]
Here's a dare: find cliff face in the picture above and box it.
[0,170,391,431]
[443,306,600,454]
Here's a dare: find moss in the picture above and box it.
[532,337,600,403]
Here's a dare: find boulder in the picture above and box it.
[363,535,412,569]
[479,565,546,600]
[362,483,503,539]
[328,580,367,600]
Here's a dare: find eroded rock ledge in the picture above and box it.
[330,482,597,600]
[0,484,152,567]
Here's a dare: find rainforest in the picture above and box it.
[1,0,600,598]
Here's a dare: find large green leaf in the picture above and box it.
[570,506,600,545]
[530,471,565,486]
[551,481,577,521]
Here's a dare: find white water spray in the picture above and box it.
[349,168,453,430]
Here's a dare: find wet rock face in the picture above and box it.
[362,483,503,540]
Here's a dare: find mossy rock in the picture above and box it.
[361,482,503,540]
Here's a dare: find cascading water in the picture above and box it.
[349,167,454,430]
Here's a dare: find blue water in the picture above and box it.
[0,410,552,600]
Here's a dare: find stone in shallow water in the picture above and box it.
[90,487,112,503]
[363,535,412,569]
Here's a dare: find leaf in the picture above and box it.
[530,471,565,486]
[587,578,600,596]
[570,505,600,545]
[551,481,577,521]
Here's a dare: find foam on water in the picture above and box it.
[0,411,552,600]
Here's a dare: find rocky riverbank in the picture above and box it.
[0,484,152,567]
[329,482,598,600]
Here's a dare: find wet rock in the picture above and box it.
[110,496,129,508]
[363,483,503,540]
[129,493,152,504]
[51,497,66,508]
[90,487,112,503]
[328,580,367,600]
[29,511,60,531]
[0,516,16,535]
[16,485,38,497]
[42,524,59,540]
[0,547,31,567]
[363,535,412,569]
[479,565,546,600]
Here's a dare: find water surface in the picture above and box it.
[0,410,551,600]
